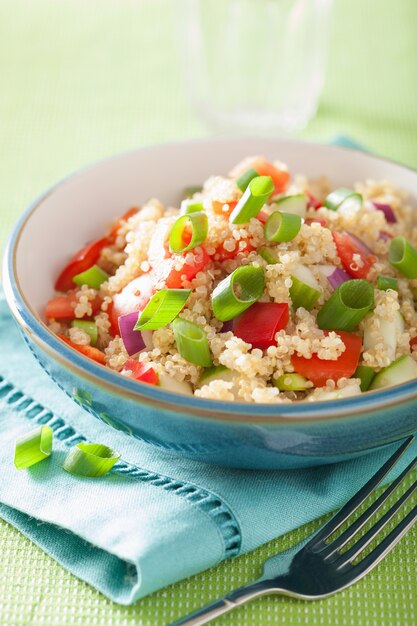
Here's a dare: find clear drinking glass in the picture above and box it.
[178,0,333,133]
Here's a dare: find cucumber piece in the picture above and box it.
[290,266,321,311]
[198,365,236,388]
[307,381,362,401]
[292,266,321,291]
[258,246,279,265]
[363,311,404,363]
[354,365,375,391]
[273,373,310,391]
[270,193,307,218]
[370,355,417,390]
[158,373,193,396]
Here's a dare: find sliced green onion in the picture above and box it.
[354,365,375,391]
[173,318,212,367]
[377,275,398,292]
[258,246,279,264]
[169,211,208,254]
[290,275,321,311]
[14,426,53,470]
[72,264,109,289]
[211,266,265,321]
[273,373,310,391]
[230,176,274,224]
[182,185,202,199]
[270,193,307,218]
[71,320,98,346]
[236,167,259,192]
[317,279,374,331]
[323,188,363,212]
[180,199,204,215]
[135,289,191,330]
[265,211,302,243]
[389,236,417,278]
[63,442,120,477]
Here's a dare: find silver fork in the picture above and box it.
[171,435,417,626]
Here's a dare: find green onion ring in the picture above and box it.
[389,236,417,278]
[71,320,98,346]
[169,211,208,254]
[377,275,398,292]
[354,365,375,391]
[173,318,212,367]
[265,211,302,243]
[290,276,321,311]
[317,279,374,331]
[211,266,265,321]
[236,167,259,192]
[135,289,191,330]
[323,188,363,212]
[14,425,53,470]
[230,176,274,224]
[258,246,279,265]
[63,442,121,477]
[72,264,109,289]
[180,199,205,215]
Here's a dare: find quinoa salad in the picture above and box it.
[45,155,417,404]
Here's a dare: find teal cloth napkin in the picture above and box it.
[0,287,416,605]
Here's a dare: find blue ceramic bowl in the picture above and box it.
[3,138,417,469]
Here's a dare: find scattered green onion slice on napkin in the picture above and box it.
[14,425,53,469]
[63,442,121,477]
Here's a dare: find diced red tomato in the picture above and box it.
[107,207,139,241]
[332,231,376,279]
[410,337,417,350]
[257,210,269,225]
[45,292,101,320]
[212,200,237,217]
[110,273,155,327]
[305,217,328,228]
[46,293,77,319]
[214,241,254,261]
[307,192,322,210]
[123,358,159,385]
[229,156,290,196]
[58,335,106,365]
[153,248,210,288]
[234,302,289,350]
[54,237,109,292]
[106,302,120,337]
[291,331,362,387]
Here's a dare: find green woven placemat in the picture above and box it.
[0,1,416,624]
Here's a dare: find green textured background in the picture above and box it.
[0,1,416,624]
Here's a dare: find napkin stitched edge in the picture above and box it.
[0,371,242,559]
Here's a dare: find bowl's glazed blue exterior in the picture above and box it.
[6,291,417,470]
[4,138,417,469]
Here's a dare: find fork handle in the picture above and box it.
[170,579,275,626]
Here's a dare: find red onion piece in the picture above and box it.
[221,320,234,333]
[345,231,374,255]
[378,231,392,241]
[372,202,397,223]
[118,311,145,355]
[327,267,351,290]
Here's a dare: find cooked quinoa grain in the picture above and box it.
[45,155,417,403]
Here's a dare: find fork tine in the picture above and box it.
[336,476,417,567]
[321,452,417,557]
[308,436,414,548]
[351,501,417,577]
